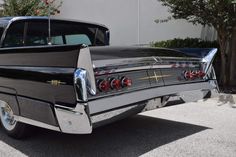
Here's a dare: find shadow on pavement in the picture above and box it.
[0,115,210,157]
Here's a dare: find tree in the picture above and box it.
[0,0,62,16]
[158,0,236,88]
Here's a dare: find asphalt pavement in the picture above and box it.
[0,95,236,157]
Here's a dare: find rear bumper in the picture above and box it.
[54,80,218,134]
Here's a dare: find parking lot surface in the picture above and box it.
[0,95,236,157]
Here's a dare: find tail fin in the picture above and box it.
[176,48,218,74]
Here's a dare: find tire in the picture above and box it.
[203,90,212,99]
[0,102,29,139]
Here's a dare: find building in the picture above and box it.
[0,0,207,45]
[56,0,203,45]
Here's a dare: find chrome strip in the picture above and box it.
[88,81,217,114]
[93,56,201,69]
[14,115,61,132]
[94,64,198,75]
[113,65,173,72]
[77,45,96,96]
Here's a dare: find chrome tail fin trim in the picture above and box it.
[202,48,218,74]
[76,45,96,98]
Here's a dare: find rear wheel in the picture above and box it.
[0,102,28,139]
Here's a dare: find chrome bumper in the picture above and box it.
[53,80,218,134]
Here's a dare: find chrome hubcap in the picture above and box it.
[0,103,16,131]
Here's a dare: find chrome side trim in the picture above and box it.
[54,103,92,134]
[1,101,59,132]
[77,45,96,96]
[93,56,201,69]
[94,64,198,75]
[14,115,61,132]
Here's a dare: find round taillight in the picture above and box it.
[98,80,110,92]
[190,71,197,80]
[121,77,132,87]
[184,71,191,80]
[199,71,206,78]
[110,78,121,90]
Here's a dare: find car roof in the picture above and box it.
[0,16,109,30]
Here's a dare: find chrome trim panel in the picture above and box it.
[77,46,96,96]
[14,115,61,132]
[93,56,201,75]
[88,81,217,114]
[54,104,92,134]
[202,48,218,73]
[91,104,143,124]
[93,56,201,69]
[94,64,198,75]
[74,69,88,102]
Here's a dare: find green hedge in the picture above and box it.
[151,38,219,48]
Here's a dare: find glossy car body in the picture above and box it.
[0,17,218,136]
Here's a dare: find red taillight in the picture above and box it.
[184,71,191,80]
[110,78,121,90]
[121,77,132,87]
[98,80,110,92]
[96,76,132,93]
[184,70,206,80]
[198,71,206,78]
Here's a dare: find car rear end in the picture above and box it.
[54,45,218,134]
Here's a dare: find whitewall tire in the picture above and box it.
[0,101,28,139]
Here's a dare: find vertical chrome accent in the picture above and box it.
[202,48,218,74]
[77,45,96,96]
[74,69,88,101]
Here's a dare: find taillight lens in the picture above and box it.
[184,70,206,80]
[98,80,110,92]
[121,77,132,87]
[184,71,191,80]
[96,76,132,93]
[198,71,206,78]
[110,78,121,90]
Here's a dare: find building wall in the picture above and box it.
[56,0,203,46]
[0,0,203,45]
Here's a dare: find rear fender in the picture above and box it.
[0,87,19,116]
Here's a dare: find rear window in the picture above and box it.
[3,20,109,47]
[65,34,92,45]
